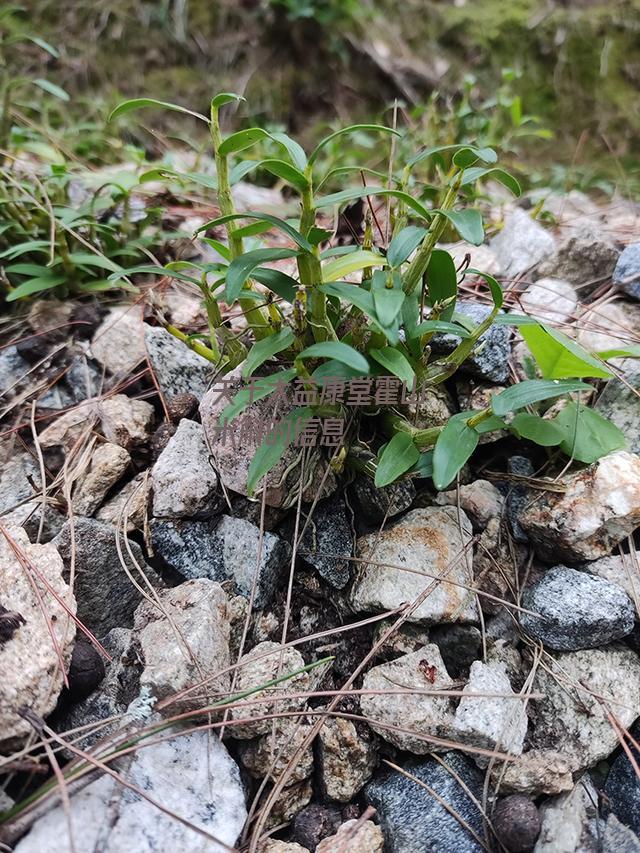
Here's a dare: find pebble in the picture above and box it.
[605,722,640,836]
[90,305,146,376]
[316,819,384,853]
[492,795,541,852]
[613,242,640,300]
[520,565,635,650]
[430,301,511,383]
[490,208,556,278]
[350,474,416,524]
[98,393,154,451]
[72,442,130,516]
[317,717,377,802]
[519,277,578,324]
[145,324,213,399]
[281,496,352,589]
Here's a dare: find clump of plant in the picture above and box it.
[109,93,631,493]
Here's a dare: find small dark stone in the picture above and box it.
[70,303,108,338]
[280,496,352,588]
[291,803,341,850]
[350,474,415,525]
[430,624,482,678]
[0,606,26,643]
[605,722,640,836]
[16,328,66,363]
[613,243,640,301]
[430,301,511,383]
[150,422,177,461]
[67,637,106,703]
[492,795,541,852]
[505,456,534,543]
[166,393,199,424]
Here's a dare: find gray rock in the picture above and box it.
[435,479,504,529]
[614,243,640,300]
[576,300,640,357]
[0,451,39,514]
[491,749,574,796]
[135,579,231,714]
[316,820,384,853]
[0,499,65,543]
[90,306,146,376]
[519,277,579,324]
[283,496,352,588]
[350,506,478,624]
[317,717,377,802]
[350,474,415,524]
[151,418,220,518]
[596,361,640,454]
[581,554,640,612]
[521,566,635,650]
[98,394,154,451]
[430,623,482,677]
[532,646,640,773]
[0,346,29,400]
[490,208,556,279]
[537,225,619,293]
[518,451,640,562]
[145,324,212,399]
[14,726,247,853]
[96,471,151,531]
[54,518,163,638]
[64,353,102,403]
[431,302,511,383]
[240,718,315,784]
[72,442,130,516]
[605,722,640,836]
[504,455,534,543]
[534,776,604,853]
[366,751,485,852]
[0,526,77,745]
[150,515,290,609]
[603,816,640,853]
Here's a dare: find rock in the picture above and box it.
[531,646,640,773]
[229,641,318,739]
[166,392,199,422]
[504,455,535,543]
[582,554,640,612]
[0,346,29,398]
[72,442,130,516]
[576,300,640,357]
[490,208,556,279]
[260,842,310,853]
[54,627,142,751]
[39,405,97,453]
[96,470,150,530]
[199,369,336,508]
[350,507,478,624]
[603,815,640,853]
[430,624,482,677]
[596,361,640,454]
[292,804,341,850]
[430,302,511,383]
[605,722,640,836]
[440,241,502,278]
[0,499,65,543]
[435,480,504,529]
[492,795,541,852]
[399,383,455,431]
[90,305,146,375]
[0,452,40,514]
[366,750,485,852]
[372,619,432,661]
[492,749,574,796]
[454,661,527,762]
[534,776,604,853]
[537,225,619,292]
[518,451,640,562]
[473,517,525,615]
[614,243,640,300]
[66,637,106,703]
[317,717,377,802]
[145,324,212,399]
[98,394,154,450]
[283,496,352,589]
[520,566,635,650]
[241,718,314,783]
[150,515,290,609]
[0,525,76,746]
[350,474,416,524]
[151,418,220,517]
[316,819,384,853]
[13,727,247,853]
[54,518,163,638]
[271,780,314,825]
[134,579,231,714]
[519,278,578,324]
[360,645,456,753]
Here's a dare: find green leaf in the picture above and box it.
[218,127,270,157]
[319,282,377,317]
[140,167,218,190]
[322,249,385,282]
[67,252,123,273]
[491,379,593,416]
[297,341,369,374]
[460,167,521,196]
[312,359,364,381]
[315,187,432,222]
[492,313,540,327]
[268,131,307,171]
[6,263,54,276]
[369,347,415,386]
[375,432,420,487]
[212,92,245,109]
[196,212,312,252]
[242,328,295,379]
[552,402,627,463]
[226,248,299,303]
[387,226,427,267]
[247,408,313,495]
[26,36,60,57]
[426,248,458,321]
[510,413,564,446]
[309,124,400,166]
[373,288,405,327]
[6,275,67,301]
[315,166,390,193]
[255,158,309,192]
[251,267,298,303]
[409,450,434,479]
[521,324,612,379]
[220,368,298,424]
[433,209,484,245]
[597,345,640,360]
[411,320,472,339]
[109,98,209,124]
[408,143,497,169]
[0,240,50,259]
[202,238,231,261]
[33,79,69,101]
[432,416,479,490]
[107,264,199,285]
